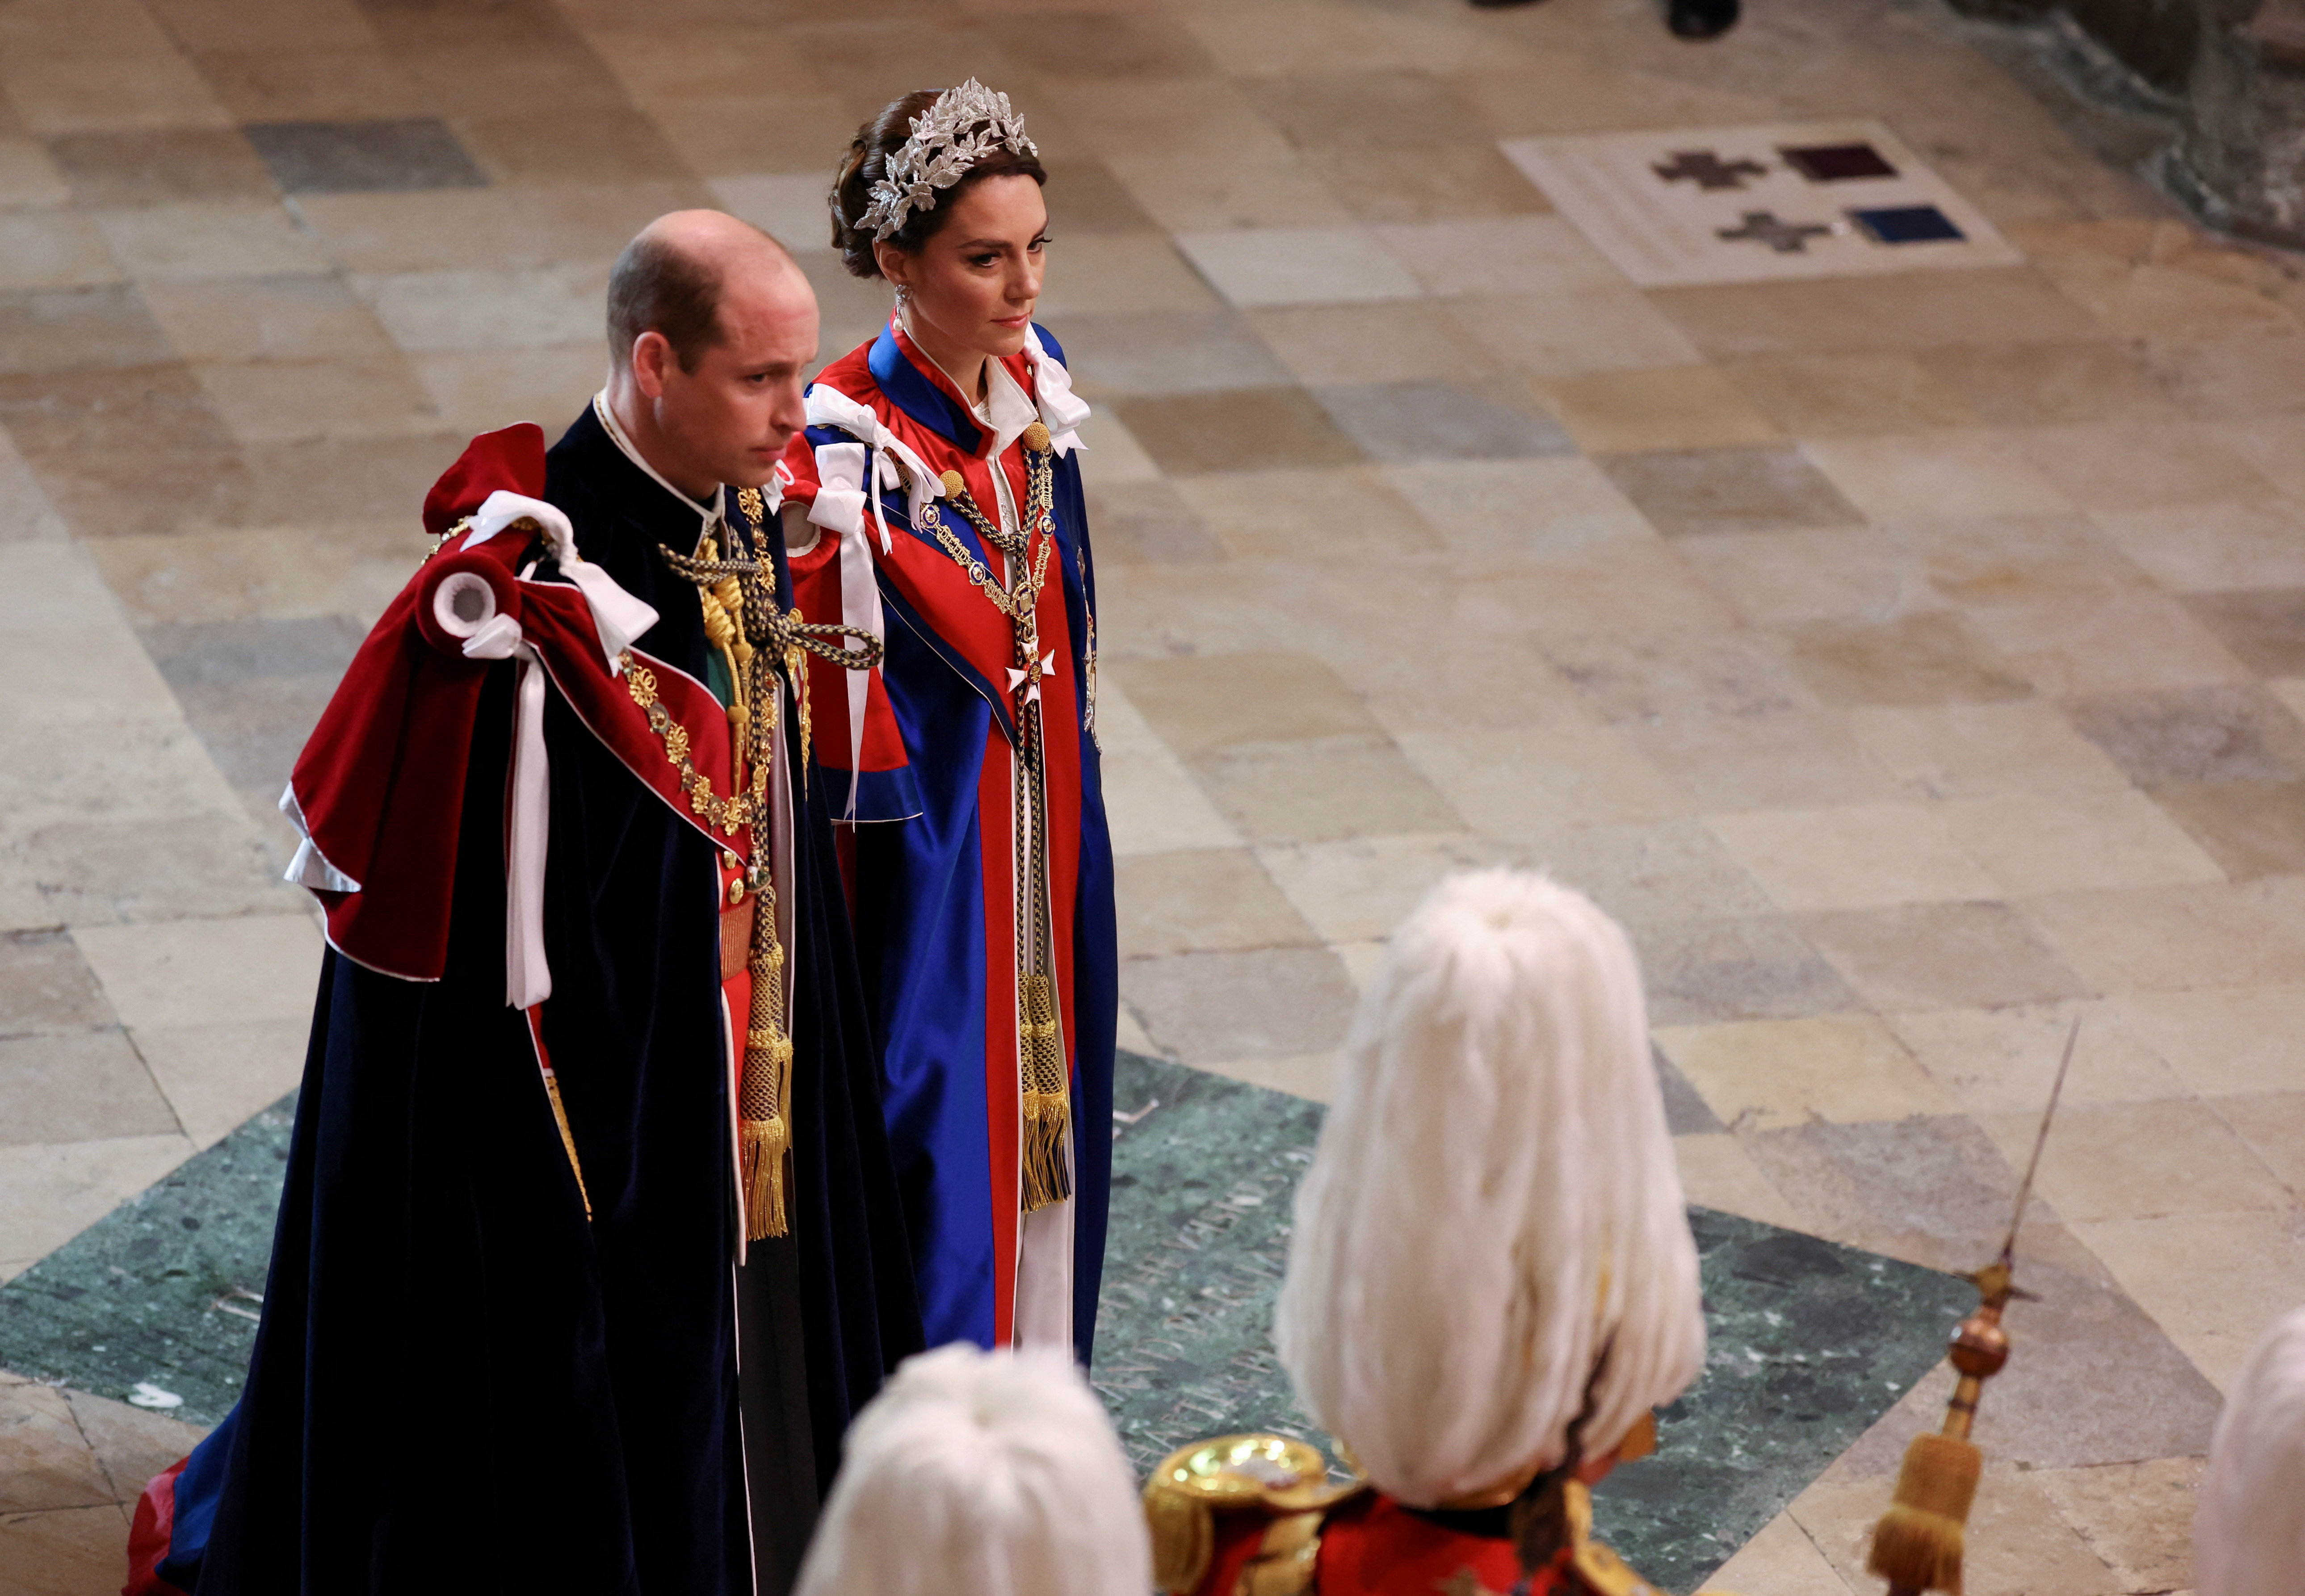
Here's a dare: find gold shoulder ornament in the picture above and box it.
[1145,1434,1365,1596]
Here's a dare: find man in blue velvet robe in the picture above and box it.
[126,213,919,1596]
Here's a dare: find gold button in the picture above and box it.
[727,877,746,906]
[722,851,741,873]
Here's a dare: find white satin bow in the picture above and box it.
[803,386,947,556]
[1021,327,1091,455]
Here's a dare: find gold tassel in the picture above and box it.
[1021,1092,1071,1212]
[1018,972,1071,1212]
[541,1068,592,1220]
[739,899,793,1241]
[740,1111,789,1241]
[1867,1434,1980,1596]
[738,1024,793,1242]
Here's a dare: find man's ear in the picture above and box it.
[631,330,675,400]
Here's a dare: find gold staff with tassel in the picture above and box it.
[1867,1017,2080,1596]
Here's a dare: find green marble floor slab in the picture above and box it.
[0,1094,293,1425]
[1,1054,1973,1592]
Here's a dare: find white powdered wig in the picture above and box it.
[2196,1305,2305,1596]
[792,1342,1150,1596]
[1274,869,1705,1508]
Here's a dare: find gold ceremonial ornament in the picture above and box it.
[1867,1018,2078,1596]
[645,496,885,1242]
[1161,1435,1334,1508]
[1145,1434,1364,1596]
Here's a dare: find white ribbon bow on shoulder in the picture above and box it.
[1021,327,1091,457]
[458,492,659,1011]
[803,385,948,555]
[464,490,659,671]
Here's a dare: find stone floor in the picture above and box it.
[3,0,2303,1588]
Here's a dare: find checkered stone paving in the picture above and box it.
[2,0,2299,1586]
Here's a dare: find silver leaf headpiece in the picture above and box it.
[855,79,1038,244]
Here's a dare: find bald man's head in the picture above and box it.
[606,209,801,374]
[602,210,820,498]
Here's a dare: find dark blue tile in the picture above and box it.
[139,617,366,792]
[1849,204,1965,245]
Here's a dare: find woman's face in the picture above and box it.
[878,173,1048,368]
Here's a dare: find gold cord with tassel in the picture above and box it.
[738,907,794,1241]
[656,495,885,1244]
[1019,971,1070,1211]
[695,536,754,757]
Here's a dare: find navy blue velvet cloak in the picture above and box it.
[135,407,920,1596]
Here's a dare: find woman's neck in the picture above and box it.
[900,304,989,406]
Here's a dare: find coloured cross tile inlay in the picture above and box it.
[1500,119,2020,286]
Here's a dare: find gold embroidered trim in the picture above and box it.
[541,1068,591,1220]
[1080,546,1100,753]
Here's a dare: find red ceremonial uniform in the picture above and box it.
[1195,1493,1532,1596]
[1149,1436,1666,1596]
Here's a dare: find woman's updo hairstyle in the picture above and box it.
[830,89,1048,281]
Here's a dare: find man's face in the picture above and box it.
[642,256,818,492]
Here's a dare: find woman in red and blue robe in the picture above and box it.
[774,306,1115,1363]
